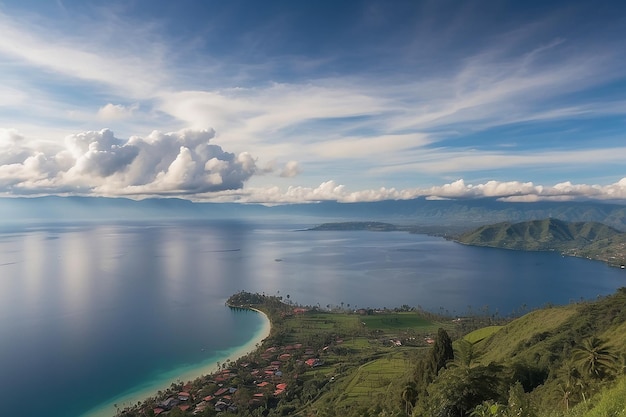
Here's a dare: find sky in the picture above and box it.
[0,0,625,204]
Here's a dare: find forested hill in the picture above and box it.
[405,288,626,417]
[457,218,626,266]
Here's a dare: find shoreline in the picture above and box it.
[80,308,271,417]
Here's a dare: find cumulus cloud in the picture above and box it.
[1,128,625,203]
[194,178,626,204]
[417,178,626,202]
[97,103,139,120]
[0,128,257,196]
[279,161,301,178]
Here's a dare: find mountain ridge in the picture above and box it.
[457,218,626,267]
[1,196,626,231]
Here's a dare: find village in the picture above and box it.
[148,340,326,415]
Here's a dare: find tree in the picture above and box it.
[448,339,479,371]
[431,328,454,373]
[412,328,455,403]
[555,382,573,412]
[507,382,535,417]
[619,352,626,375]
[416,364,507,417]
[470,401,506,417]
[572,336,617,379]
[401,382,418,416]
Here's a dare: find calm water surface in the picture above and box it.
[0,219,623,416]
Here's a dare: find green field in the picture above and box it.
[463,325,503,343]
[360,312,436,330]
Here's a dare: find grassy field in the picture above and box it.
[463,325,503,344]
[268,309,455,415]
[360,312,435,330]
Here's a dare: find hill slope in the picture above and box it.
[470,288,626,415]
[457,218,626,266]
[401,288,626,417]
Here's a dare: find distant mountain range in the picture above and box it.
[1,195,626,231]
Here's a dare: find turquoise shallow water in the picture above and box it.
[0,219,623,417]
[81,309,270,417]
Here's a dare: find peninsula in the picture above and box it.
[111,291,470,417]
[111,288,626,417]
[309,219,626,268]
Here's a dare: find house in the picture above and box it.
[193,402,208,415]
[178,391,191,401]
[305,358,321,367]
[158,397,179,410]
[215,400,229,412]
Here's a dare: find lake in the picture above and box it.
[0,219,623,417]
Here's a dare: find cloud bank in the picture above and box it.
[0,128,258,196]
[1,128,624,204]
[187,178,626,205]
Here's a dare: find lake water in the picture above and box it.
[0,219,624,417]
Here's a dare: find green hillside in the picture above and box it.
[457,218,626,266]
[306,288,626,417]
[405,288,626,417]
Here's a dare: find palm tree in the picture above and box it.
[400,382,417,416]
[572,336,617,379]
[619,352,626,375]
[556,382,573,412]
[560,359,586,405]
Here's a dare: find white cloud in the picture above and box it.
[311,133,431,159]
[1,128,625,203]
[97,103,139,121]
[0,11,168,98]
[157,83,386,147]
[0,128,257,196]
[279,161,301,178]
[372,146,626,176]
[191,178,626,204]
[1,4,625,203]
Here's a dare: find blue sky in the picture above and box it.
[0,0,625,203]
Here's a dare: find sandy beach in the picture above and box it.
[81,309,271,417]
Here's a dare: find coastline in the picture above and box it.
[80,308,271,417]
